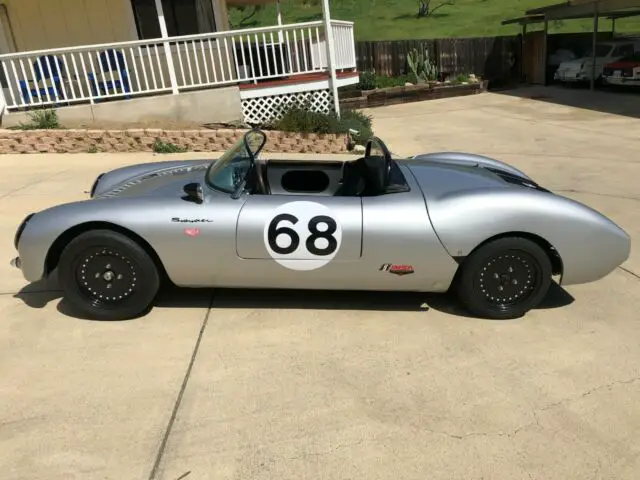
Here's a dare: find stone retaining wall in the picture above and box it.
[340,81,488,109]
[0,129,349,154]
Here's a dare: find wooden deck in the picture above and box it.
[239,71,360,91]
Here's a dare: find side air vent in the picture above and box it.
[484,167,551,193]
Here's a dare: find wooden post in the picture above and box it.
[321,0,340,117]
[591,0,599,91]
[612,17,616,38]
[543,17,548,86]
[521,23,527,81]
[154,0,179,94]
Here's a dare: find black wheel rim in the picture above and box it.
[75,247,138,308]
[476,249,542,312]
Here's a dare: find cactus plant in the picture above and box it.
[406,48,439,84]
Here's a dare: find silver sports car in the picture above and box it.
[11,129,630,321]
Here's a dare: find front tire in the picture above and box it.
[58,230,160,320]
[455,237,552,320]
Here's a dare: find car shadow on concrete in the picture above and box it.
[13,278,575,321]
[425,281,574,319]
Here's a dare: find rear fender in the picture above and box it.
[411,152,532,181]
[428,189,630,285]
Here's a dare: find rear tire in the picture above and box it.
[58,230,160,320]
[455,237,552,320]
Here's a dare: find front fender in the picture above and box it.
[16,196,213,285]
[428,189,630,285]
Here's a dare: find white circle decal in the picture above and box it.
[264,201,343,271]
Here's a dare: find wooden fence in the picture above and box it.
[355,32,640,86]
[355,36,521,82]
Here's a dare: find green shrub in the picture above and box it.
[374,75,410,88]
[453,73,471,84]
[152,139,187,153]
[87,145,99,154]
[10,109,61,130]
[357,72,409,90]
[358,70,376,90]
[271,105,333,134]
[336,109,373,143]
[268,105,374,145]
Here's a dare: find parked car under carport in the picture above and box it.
[603,51,640,86]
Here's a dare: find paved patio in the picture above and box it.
[1,88,639,480]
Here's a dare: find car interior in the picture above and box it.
[248,138,411,197]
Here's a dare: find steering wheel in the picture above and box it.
[255,160,268,194]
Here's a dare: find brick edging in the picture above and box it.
[0,128,350,154]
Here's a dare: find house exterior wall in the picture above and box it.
[3,86,243,128]
[1,0,230,52]
[1,0,138,51]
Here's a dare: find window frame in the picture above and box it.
[130,0,217,41]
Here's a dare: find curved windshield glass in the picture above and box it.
[584,44,613,58]
[205,130,266,194]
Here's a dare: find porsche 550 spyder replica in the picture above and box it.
[11,130,630,321]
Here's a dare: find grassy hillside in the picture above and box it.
[228,0,640,41]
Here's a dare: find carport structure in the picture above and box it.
[502,0,640,89]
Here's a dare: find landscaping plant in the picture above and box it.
[406,48,439,84]
[268,104,373,146]
[152,139,187,154]
[10,109,62,130]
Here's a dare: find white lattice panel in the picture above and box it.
[242,89,334,126]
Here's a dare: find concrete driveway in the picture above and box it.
[1,88,639,480]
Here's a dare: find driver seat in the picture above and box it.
[340,156,387,197]
[361,155,388,196]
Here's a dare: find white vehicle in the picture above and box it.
[554,41,638,84]
[548,48,577,66]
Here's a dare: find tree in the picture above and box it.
[228,5,263,29]
[417,0,455,18]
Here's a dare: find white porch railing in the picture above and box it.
[0,20,356,112]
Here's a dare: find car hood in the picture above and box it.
[558,59,586,69]
[92,160,212,199]
[605,60,640,69]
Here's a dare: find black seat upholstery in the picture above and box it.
[361,155,387,196]
[338,156,388,197]
[339,158,366,196]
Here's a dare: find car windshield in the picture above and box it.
[584,45,613,57]
[205,130,265,194]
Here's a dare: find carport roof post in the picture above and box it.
[502,0,640,90]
